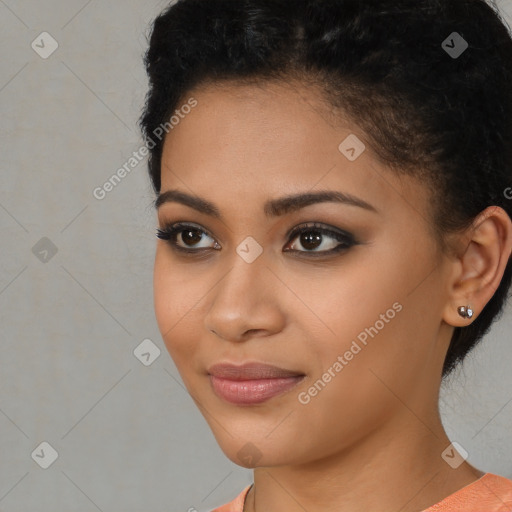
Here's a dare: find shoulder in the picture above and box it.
[210,484,252,512]
[423,473,512,511]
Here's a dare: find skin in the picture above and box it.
[152,79,512,512]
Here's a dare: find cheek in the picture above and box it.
[153,250,203,363]
[290,257,399,349]
[293,248,431,383]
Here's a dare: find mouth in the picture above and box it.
[207,362,306,405]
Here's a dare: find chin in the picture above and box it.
[215,434,297,468]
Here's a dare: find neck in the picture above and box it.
[244,407,483,512]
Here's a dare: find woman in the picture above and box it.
[139,0,512,510]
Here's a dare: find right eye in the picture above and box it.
[156,222,221,253]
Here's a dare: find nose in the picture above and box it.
[203,256,286,343]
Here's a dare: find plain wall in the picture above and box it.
[0,1,511,510]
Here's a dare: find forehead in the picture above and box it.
[159,80,431,228]
[164,79,359,162]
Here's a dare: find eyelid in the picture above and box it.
[158,219,353,240]
[174,221,214,238]
[286,221,355,242]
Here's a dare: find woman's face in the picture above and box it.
[153,80,454,467]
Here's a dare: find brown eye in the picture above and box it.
[285,223,356,255]
[178,227,206,247]
[156,222,220,251]
[156,221,356,257]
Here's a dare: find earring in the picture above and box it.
[457,306,474,319]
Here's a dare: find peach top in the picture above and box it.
[211,473,512,512]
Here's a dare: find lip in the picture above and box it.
[208,362,305,380]
[207,362,305,405]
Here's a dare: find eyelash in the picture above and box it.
[156,221,357,258]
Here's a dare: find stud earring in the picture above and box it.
[457,305,474,319]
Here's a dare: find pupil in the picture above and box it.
[301,231,322,250]
[183,229,202,246]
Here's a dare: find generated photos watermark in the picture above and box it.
[298,301,403,405]
[92,97,198,200]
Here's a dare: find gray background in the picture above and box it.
[0,1,511,511]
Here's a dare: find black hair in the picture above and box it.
[139,0,512,379]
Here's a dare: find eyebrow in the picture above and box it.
[154,188,378,219]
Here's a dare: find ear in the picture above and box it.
[443,206,512,327]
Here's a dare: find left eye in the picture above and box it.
[285,223,354,253]
[156,222,355,255]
